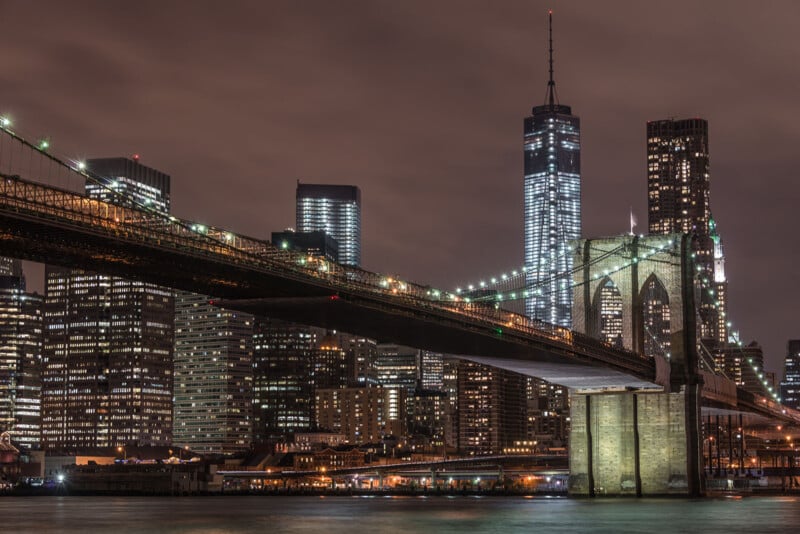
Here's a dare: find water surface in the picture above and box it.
[3,495,799,533]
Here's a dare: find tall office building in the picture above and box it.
[0,265,43,450]
[375,344,419,394]
[315,386,405,444]
[523,12,581,326]
[0,258,22,277]
[41,157,174,449]
[296,183,361,266]
[419,351,444,391]
[709,217,729,344]
[252,319,317,443]
[173,293,253,455]
[781,340,800,409]
[646,118,721,340]
[457,361,527,455]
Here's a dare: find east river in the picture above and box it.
[2,495,800,533]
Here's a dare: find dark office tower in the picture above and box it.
[523,12,580,327]
[781,340,800,409]
[252,319,317,443]
[332,333,377,386]
[313,334,353,390]
[0,258,22,277]
[271,230,339,263]
[296,183,361,267]
[457,361,527,455]
[85,157,170,212]
[442,358,459,448]
[375,344,419,395]
[647,119,710,236]
[0,274,42,450]
[419,351,444,391]
[173,294,253,455]
[41,157,174,449]
[646,118,718,339]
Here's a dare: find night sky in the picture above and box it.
[2,1,798,374]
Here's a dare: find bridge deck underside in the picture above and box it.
[217,297,662,391]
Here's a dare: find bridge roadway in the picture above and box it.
[0,172,659,391]
[218,455,569,482]
[1,165,800,423]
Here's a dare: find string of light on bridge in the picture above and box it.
[0,114,256,256]
[468,240,681,304]
[696,275,781,402]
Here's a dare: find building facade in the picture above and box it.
[780,340,800,409]
[271,230,339,263]
[646,118,723,342]
[523,13,580,326]
[252,319,317,444]
[457,361,527,455]
[173,293,253,455]
[296,183,361,266]
[41,157,174,449]
[0,269,43,450]
[315,386,405,444]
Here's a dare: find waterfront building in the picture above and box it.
[0,268,42,449]
[523,12,580,326]
[780,340,800,409]
[173,293,253,455]
[296,183,361,266]
[41,157,174,449]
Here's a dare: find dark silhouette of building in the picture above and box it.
[271,230,339,263]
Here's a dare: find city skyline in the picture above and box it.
[1,1,798,373]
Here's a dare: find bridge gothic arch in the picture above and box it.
[589,277,624,348]
[573,234,689,361]
[639,273,671,359]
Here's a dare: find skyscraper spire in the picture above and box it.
[546,9,557,107]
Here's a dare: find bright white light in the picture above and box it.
[1,117,10,127]
[77,161,86,171]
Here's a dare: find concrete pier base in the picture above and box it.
[569,391,698,496]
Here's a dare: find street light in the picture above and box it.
[117,446,127,461]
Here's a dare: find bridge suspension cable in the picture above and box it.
[695,274,781,403]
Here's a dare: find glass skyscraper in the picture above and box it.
[41,157,174,449]
[523,13,580,326]
[173,293,253,455]
[296,183,361,267]
[0,262,42,450]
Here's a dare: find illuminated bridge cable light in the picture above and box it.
[698,276,781,402]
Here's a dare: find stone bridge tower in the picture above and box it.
[568,233,703,496]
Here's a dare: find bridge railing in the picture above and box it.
[0,172,651,369]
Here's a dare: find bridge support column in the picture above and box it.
[569,390,701,496]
